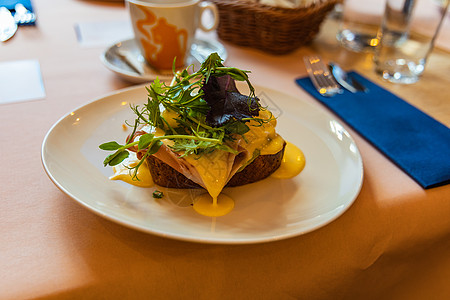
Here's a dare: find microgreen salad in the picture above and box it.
[99,53,273,179]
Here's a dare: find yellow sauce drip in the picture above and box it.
[110,153,153,187]
[183,150,231,202]
[193,193,235,217]
[271,142,306,179]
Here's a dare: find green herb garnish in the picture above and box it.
[152,190,164,199]
[100,53,273,179]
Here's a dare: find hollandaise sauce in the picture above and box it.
[192,193,234,217]
[271,142,306,179]
[183,149,236,217]
[110,152,153,187]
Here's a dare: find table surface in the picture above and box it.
[1,1,450,299]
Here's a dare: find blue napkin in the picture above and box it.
[296,71,450,189]
[1,0,35,26]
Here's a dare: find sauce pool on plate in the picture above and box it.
[271,142,306,179]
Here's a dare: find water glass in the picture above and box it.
[374,0,449,84]
[337,0,386,52]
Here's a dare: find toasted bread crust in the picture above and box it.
[147,154,201,189]
[147,143,286,189]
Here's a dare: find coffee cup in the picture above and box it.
[127,0,219,70]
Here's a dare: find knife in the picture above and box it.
[0,7,17,42]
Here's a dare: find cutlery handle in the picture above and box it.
[303,57,323,94]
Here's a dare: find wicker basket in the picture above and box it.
[210,0,338,54]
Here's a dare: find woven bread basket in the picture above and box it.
[209,0,339,54]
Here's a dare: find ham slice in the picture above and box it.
[151,140,246,193]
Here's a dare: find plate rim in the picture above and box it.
[41,84,364,244]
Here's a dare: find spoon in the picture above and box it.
[0,7,17,42]
[329,62,368,93]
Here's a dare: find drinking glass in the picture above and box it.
[337,0,386,52]
[374,0,449,83]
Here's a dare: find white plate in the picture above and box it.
[41,84,363,244]
[100,38,227,83]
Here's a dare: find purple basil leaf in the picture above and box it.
[202,75,260,127]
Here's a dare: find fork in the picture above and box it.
[303,55,343,97]
[13,3,36,25]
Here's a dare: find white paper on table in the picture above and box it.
[0,59,46,105]
[74,20,134,48]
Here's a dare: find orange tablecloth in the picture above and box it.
[1,1,450,299]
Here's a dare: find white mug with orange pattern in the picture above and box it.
[127,0,219,71]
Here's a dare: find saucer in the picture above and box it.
[101,38,228,83]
